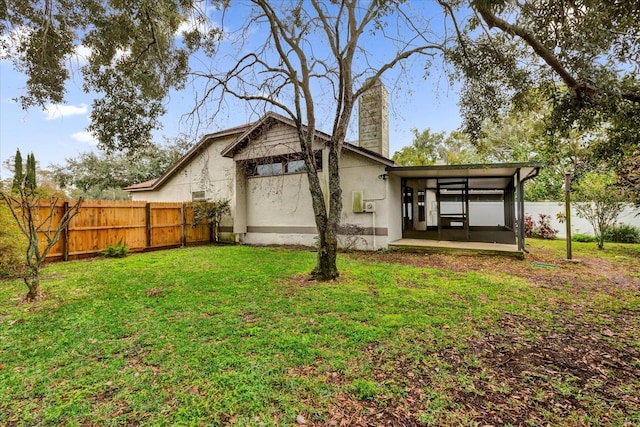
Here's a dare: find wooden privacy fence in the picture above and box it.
[35,200,213,261]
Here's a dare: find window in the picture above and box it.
[192,191,206,201]
[245,151,323,177]
[286,159,306,173]
[257,162,283,176]
[418,190,425,222]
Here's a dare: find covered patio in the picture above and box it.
[388,238,522,258]
[386,162,540,252]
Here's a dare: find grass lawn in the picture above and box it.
[1,240,639,426]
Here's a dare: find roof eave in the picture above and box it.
[343,143,395,167]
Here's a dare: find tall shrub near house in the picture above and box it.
[190,199,231,243]
[573,171,627,250]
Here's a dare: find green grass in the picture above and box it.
[1,242,638,426]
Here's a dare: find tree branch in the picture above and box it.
[474,4,640,104]
[476,5,586,92]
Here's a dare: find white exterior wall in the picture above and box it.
[338,150,391,250]
[242,171,317,247]
[128,124,397,250]
[130,137,237,203]
[129,137,238,242]
[242,150,392,250]
[436,200,639,237]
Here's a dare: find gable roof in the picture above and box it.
[343,142,396,167]
[125,112,395,192]
[124,122,254,192]
[220,111,330,158]
[220,111,394,166]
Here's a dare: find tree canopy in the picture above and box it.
[50,139,190,199]
[450,0,640,201]
[1,0,217,151]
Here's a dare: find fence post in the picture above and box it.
[145,203,152,249]
[62,200,70,261]
[181,203,187,247]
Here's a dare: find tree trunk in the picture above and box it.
[24,268,40,302]
[304,144,341,281]
[310,142,342,281]
[312,231,339,280]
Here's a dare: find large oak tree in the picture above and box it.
[447,0,640,201]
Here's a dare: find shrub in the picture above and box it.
[524,214,536,237]
[572,233,597,243]
[0,203,26,277]
[603,224,640,244]
[100,239,129,258]
[190,199,231,243]
[338,223,368,251]
[524,213,558,239]
[535,213,558,239]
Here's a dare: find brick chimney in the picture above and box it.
[358,79,389,158]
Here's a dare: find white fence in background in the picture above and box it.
[439,201,640,238]
[524,201,640,238]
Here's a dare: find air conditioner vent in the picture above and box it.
[363,201,375,212]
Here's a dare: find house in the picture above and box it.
[126,82,539,252]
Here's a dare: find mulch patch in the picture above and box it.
[348,247,640,293]
[315,248,640,425]
[438,308,640,425]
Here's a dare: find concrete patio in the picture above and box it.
[388,238,523,258]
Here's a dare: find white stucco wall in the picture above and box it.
[130,137,237,203]
[241,150,392,250]
[246,173,315,227]
[128,124,397,250]
[338,150,391,250]
[434,201,639,236]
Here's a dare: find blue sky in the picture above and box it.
[0,1,464,180]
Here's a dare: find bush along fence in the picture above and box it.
[32,200,221,261]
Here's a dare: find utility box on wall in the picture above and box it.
[352,191,363,213]
[363,201,376,212]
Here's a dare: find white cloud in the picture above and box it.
[68,44,93,65]
[43,103,89,120]
[176,1,223,38]
[0,25,31,60]
[71,131,98,145]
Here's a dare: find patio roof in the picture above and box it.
[386,162,541,190]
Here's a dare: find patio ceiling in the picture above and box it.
[386,162,541,190]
